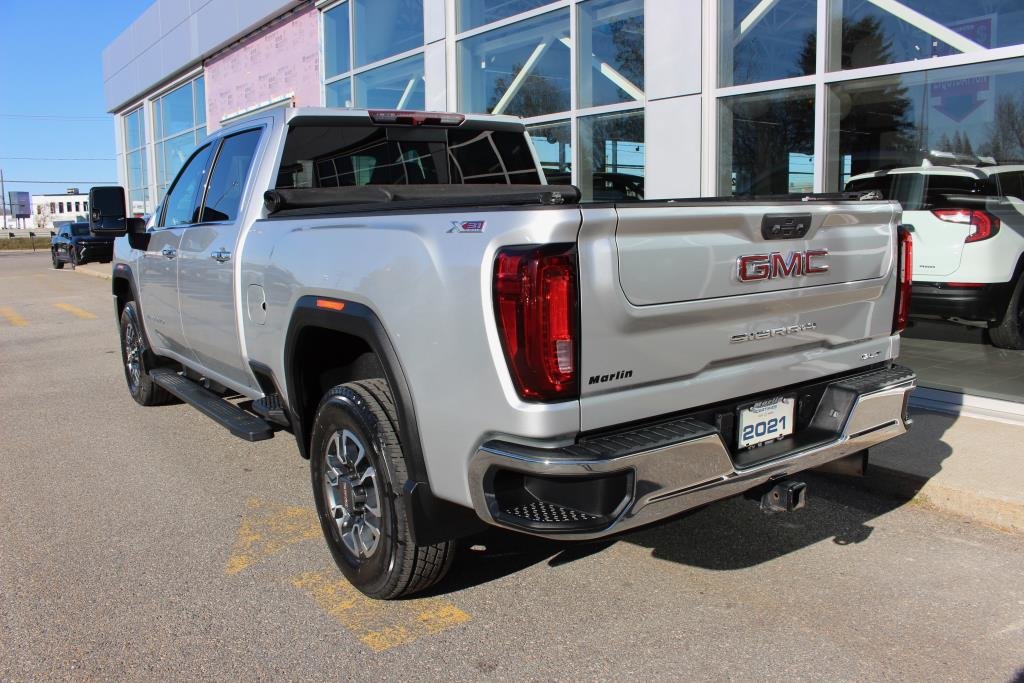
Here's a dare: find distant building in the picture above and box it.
[32,190,89,230]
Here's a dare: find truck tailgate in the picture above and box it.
[577,200,901,431]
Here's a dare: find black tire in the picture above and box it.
[119,301,173,406]
[310,378,455,599]
[51,250,64,269]
[989,276,1024,349]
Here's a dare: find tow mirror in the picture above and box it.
[88,186,129,237]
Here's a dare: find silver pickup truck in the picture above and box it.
[89,107,916,599]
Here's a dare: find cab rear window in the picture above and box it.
[276,124,540,189]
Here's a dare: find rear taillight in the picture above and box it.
[931,208,1000,243]
[494,245,579,401]
[894,225,913,334]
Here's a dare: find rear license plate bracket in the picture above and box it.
[737,395,795,449]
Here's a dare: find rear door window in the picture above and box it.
[994,171,1024,200]
[199,129,261,223]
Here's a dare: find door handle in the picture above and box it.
[161,247,177,259]
[211,248,231,263]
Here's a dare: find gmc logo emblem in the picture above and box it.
[737,250,829,282]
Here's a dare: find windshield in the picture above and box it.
[71,224,91,236]
[276,124,541,189]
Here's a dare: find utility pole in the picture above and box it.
[0,168,7,231]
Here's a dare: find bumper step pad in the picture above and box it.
[149,368,274,442]
[503,499,599,525]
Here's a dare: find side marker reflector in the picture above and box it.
[316,298,346,311]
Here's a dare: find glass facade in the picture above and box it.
[352,0,423,66]
[714,0,1024,400]
[322,0,425,111]
[457,0,555,32]
[578,109,645,201]
[154,76,207,200]
[577,0,644,108]
[458,9,571,118]
[719,87,815,196]
[720,0,816,87]
[123,108,148,214]
[827,58,1024,189]
[324,2,351,78]
[354,54,425,110]
[528,120,572,179]
[830,0,1024,71]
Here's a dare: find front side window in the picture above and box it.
[200,130,262,223]
[457,9,570,117]
[161,144,213,227]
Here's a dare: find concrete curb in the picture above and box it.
[73,265,112,281]
[863,465,1024,534]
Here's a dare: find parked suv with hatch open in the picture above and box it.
[846,159,1024,348]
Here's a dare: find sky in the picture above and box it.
[0,1,147,202]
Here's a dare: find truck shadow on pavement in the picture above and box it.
[434,414,955,592]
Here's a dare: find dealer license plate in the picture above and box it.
[737,396,795,449]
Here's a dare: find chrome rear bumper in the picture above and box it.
[469,365,915,540]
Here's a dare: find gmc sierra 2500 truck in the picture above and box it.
[89,107,916,599]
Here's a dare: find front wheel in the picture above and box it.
[119,301,172,406]
[989,276,1024,349]
[310,379,455,599]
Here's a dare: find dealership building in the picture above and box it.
[103,0,1024,408]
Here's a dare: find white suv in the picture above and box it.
[846,163,1024,348]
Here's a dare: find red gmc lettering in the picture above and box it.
[737,249,830,282]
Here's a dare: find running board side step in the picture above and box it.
[149,368,275,442]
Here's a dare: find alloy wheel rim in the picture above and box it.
[323,429,382,559]
[124,318,142,392]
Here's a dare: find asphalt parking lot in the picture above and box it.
[1,250,1023,681]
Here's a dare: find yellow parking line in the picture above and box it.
[292,570,471,652]
[53,302,97,320]
[0,307,27,327]
[225,499,322,575]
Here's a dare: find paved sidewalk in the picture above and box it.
[67,264,1024,534]
[863,408,1024,533]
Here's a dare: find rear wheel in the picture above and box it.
[51,250,63,269]
[119,301,172,406]
[310,378,455,599]
[989,276,1024,349]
